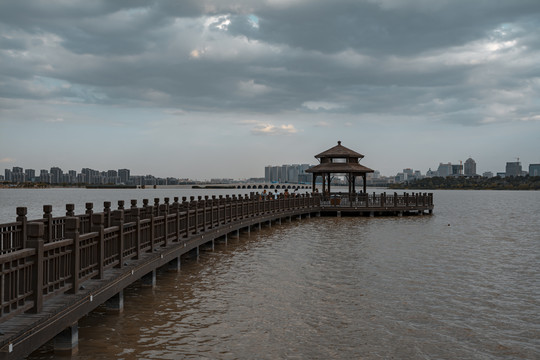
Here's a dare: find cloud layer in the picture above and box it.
[1,0,539,177]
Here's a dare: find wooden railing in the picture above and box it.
[0,193,320,321]
[320,192,434,208]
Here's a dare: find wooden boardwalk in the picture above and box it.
[0,192,433,359]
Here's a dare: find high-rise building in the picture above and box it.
[50,167,63,184]
[11,167,25,182]
[68,170,77,183]
[464,158,476,176]
[437,163,452,177]
[40,169,51,183]
[118,169,130,184]
[25,169,36,182]
[403,168,414,178]
[505,161,522,177]
[4,169,12,182]
[451,164,463,176]
[529,164,540,177]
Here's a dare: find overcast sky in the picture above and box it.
[1,0,539,179]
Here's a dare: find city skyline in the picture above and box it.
[3,156,539,184]
[1,1,540,178]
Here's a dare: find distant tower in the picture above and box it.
[464,158,476,176]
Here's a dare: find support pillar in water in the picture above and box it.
[168,256,181,272]
[54,322,78,356]
[105,291,124,313]
[141,270,156,288]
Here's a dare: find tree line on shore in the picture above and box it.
[389,176,540,190]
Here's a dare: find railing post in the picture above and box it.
[112,210,124,268]
[43,205,53,243]
[16,207,28,248]
[172,197,180,242]
[231,195,237,221]
[226,195,232,223]
[405,193,409,207]
[130,200,138,223]
[142,199,149,219]
[394,192,398,207]
[131,207,141,259]
[210,196,216,228]
[147,205,155,252]
[164,197,170,213]
[66,204,75,217]
[192,197,199,233]
[203,196,209,230]
[159,204,168,246]
[218,195,224,224]
[103,202,111,228]
[154,198,160,216]
[85,202,94,216]
[66,217,80,294]
[182,197,189,238]
[85,203,94,233]
[27,222,44,313]
[91,214,105,279]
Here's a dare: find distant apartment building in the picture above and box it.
[39,169,51,183]
[67,170,77,184]
[451,164,463,176]
[50,167,63,184]
[118,169,130,184]
[437,163,453,177]
[505,161,522,177]
[4,169,12,182]
[529,164,540,177]
[403,168,414,178]
[11,167,25,183]
[483,171,494,178]
[25,169,36,182]
[265,164,313,183]
[464,158,476,176]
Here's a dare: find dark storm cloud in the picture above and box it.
[0,0,539,124]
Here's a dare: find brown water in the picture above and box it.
[18,190,540,359]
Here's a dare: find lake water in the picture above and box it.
[1,189,538,359]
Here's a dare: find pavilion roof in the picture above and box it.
[315,141,364,159]
[305,162,374,174]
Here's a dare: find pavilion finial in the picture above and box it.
[338,140,341,145]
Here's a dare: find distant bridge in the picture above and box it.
[235,183,310,190]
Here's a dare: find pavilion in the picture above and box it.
[306,141,374,197]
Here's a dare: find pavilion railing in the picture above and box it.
[320,192,433,208]
[0,192,319,321]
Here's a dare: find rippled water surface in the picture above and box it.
[7,189,540,359]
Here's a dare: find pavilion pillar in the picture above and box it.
[363,173,367,194]
[327,173,331,195]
